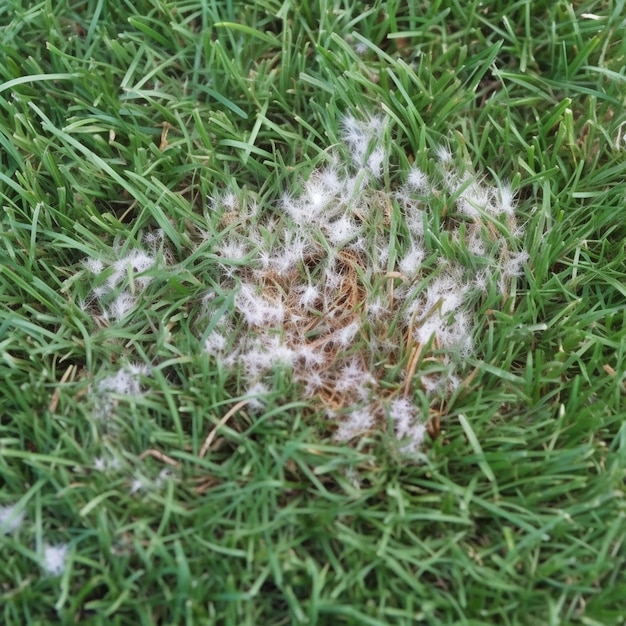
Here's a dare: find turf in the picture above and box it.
[1,1,625,625]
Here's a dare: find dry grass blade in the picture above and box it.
[199,399,251,458]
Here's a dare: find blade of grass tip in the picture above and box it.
[0,73,79,94]
[85,0,105,42]
[458,414,496,484]
[298,73,335,95]
[241,99,269,164]
[27,202,42,273]
[471,359,526,386]
[55,563,72,611]
[127,16,173,49]
[213,21,277,46]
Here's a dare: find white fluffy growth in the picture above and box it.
[399,244,425,276]
[105,290,137,321]
[73,112,529,461]
[42,543,69,576]
[189,117,528,457]
[389,398,426,454]
[494,181,516,215]
[335,408,375,441]
[405,166,429,192]
[82,240,166,324]
[0,504,24,534]
[97,363,151,397]
[93,363,152,420]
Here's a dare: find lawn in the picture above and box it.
[1,1,625,624]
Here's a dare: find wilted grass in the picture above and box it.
[1,1,625,624]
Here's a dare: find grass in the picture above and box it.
[1,0,625,624]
